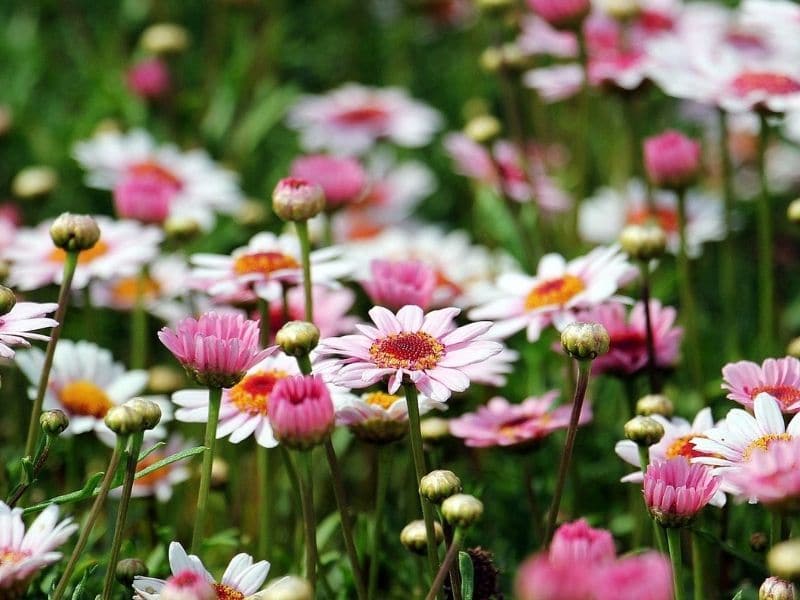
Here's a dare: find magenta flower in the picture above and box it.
[527,0,590,29]
[0,301,58,359]
[725,437,800,511]
[268,375,335,450]
[449,393,592,448]
[643,130,701,190]
[576,300,682,376]
[290,154,367,209]
[548,519,616,565]
[316,305,502,401]
[592,552,673,600]
[113,164,180,224]
[160,569,216,600]
[362,259,436,311]
[643,457,720,527]
[158,312,275,388]
[722,356,800,413]
[126,58,171,100]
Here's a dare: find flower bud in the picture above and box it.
[140,23,190,55]
[161,569,216,600]
[125,397,162,430]
[441,493,484,528]
[275,321,320,357]
[421,417,451,443]
[148,365,186,394]
[597,0,640,20]
[619,223,667,261]
[788,199,800,225]
[769,540,800,583]
[272,177,325,222]
[164,216,202,243]
[760,577,796,600]
[561,322,610,361]
[249,576,313,600]
[636,394,674,418]
[104,405,144,436]
[788,338,800,360]
[624,416,665,446]
[528,0,591,30]
[236,200,269,228]
[40,409,69,437]
[0,285,16,317]
[400,520,444,554]
[49,213,101,252]
[268,375,334,450]
[644,130,701,191]
[420,470,463,504]
[116,558,148,587]
[12,166,57,199]
[465,115,501,144]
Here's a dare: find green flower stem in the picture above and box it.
[191,386,223,553]
[323,212,335,248]
[666,527,685,600]
[258,297,271,349]
[52,436,127,600]
[101,432,144,600]
[257,445,273,559]
[638,447,666,555]
[756,113,774,358]
[691,530,705,600]
[424,528,464,600]
[279,446,304,563]
[130,267,148,370]
[7,434,53,507]
[639,261,659,393]
[675,188,703,394]
[404,381,441,585]
[297,354,313,376]
[771,513,784,547]
[544,361,591,546]
[298,450,318,593]
[369,447,392,600]
[295,220,314,323]
[717,110,739,359]
[324,439,368,600]
[24,250,79,459]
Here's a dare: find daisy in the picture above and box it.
[315,305,502,402]
[73,129,243,228]
[15,339,170,442]
[0,502,78,596]
[722,356,800,413]
[523,64,585,103]
[643,458,720,527]
[517,15,579,58]
[0,300,58,359]
[133,541,269,600]
[449,392,592,448]
[286,83,442,155]
[189,232,351,306]
[5,217,163,291]
[469,245,634,342]
[724,436,800,509]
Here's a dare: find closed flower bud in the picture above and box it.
[644,130,701,191]
[624,416,665,446]
[116,558,148,587]
[40,409,69,437]
[272,177,325,222]
[619,223,667,261]
[788,338,800,359]
[788,199,800,225]
[125,397,162,430]
[164,216,202,243]
[760,577,796,600]
[276,321,320,357]
[148,365,186,394]
[12,166,57,199]
[420,470,462,504]
[250,576,313,600]
[140,23,190,55]
[268,375,334,450]
[236,200,269,227]
[49,213,101,252]
[769,540,800,583]
[0,285,16,317]
[561,322,610,360]
[636,394,674,418]
[465,115,501,144]
[442,493,484,528]
[400,520,444,554]
[104,405,144,436]
[421,417,451,443]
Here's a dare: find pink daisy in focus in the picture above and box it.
[575,300,682,376]
[0,502,78,596]
[722,356,800,413]
[724,437,800,510]
[469,245,634,342]
[5,217,162,291]
[316,305,502,401]
[593,552,674,600]
[643,457,720,527]
[126,58,170,100]
[449,392,592,448]
[287,83,442,155]
[0,299,58,359]
[268,374,336,449]
[362,259,437,311]
[290,154,367,210]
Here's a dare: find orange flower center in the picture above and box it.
[134,452,171,488]
[626,206,679,234]
[334,105,389,126]
[0,549,29,565]
[229,370,288,415]
[49,240,109,265]
[59,380,113,418]
[369,332,444,371]
[742,433,793,462]
[364,392,400,410]
[524,274,584,311]
[111,276,161,305]
[214,583,245,600]
[233,251,299,277]
[732,72,800,96]
[665,434,706,460]
[129,160,183,189]
[749,385,800,409]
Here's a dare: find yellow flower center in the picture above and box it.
[742,433,793,462]
[524,274,584,311]
[49,240,109,265]
[749,385,800,409]
[59,380,113,418]
[665,434,705,460]
[0,549,29,565]
[229,370,288,415]
[369,332,444,371]
[233,251,299,277]
[214,583,245,600]
[111,276,161,306]
[364,392,400,410]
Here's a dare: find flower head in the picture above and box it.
[290,155,367,209]
[548,519,616,565]
[362,259,437,311]
[725,437,800,511]
[722,357,800,413]
[160,569,216,600]
[127,58,171,100]
[0,299,57,359]
[644,457,720,527]
[271,177,325,222]
[527,0,591,29]
[644,130,702,190]
[592,552,674,600]
[268,374,335,450]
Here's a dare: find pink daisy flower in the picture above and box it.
[268,374,336,449]
[517,15,578,59]
[5,217,162,291]
[548,519,616,565]
[449,392,592,448]
[158,570,215,600]
[592,552,674,600]
[362,259,437,311]
[126,58,170,101]
[722,356,800,413]
[0,502,78,596]
[469,245,634,342]
[0,300,58,359]
[724,437,800,509]
[643,457,720,527]
[523,65,585,103]
[316,305,502,401]
[643,130,701,190]
[290,154,367,209]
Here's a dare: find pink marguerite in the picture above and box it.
[548,519,616,565]
[362,259,437,311]
[724,437,800,510]
[0,300,58,359]
[643,457,720,527]
[290,154,367,209]
[643,130,702,190]
[268,374,335,450]
[316,305,502,402]
[722,356,800,413]
[592,552,674,600]
[126,58,171,101]
[159,570,216,600]
[527,0,591,29]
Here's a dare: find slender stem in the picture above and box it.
[756,113,774,358]
[298,450,318,593]
[52,436,126,600]
[544,360,591,546]
[675,188,703,394]
[691,530,705,600]
[297,354,313,376]
[638,446,666,554]
[369,448,392,600]
[404,381,440,585]
[323,212,335,248]
[7,436,52,507]
[295,220,314,323]
[24,251,79,458]
[130,267,148,370]
[258,297,271,349]
[257,445,273,559]
[191,386,223,553]
[324,439,368,600]
[640,261,659,393]
[279,446,303,564]
[101,432,143,600]
[666,527,685,600]
[424,529,464,600]
[717,110,739,359]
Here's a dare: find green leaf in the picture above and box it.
[731,592,743,600]
[133,446,206,482]
[138,441,166,462]
[69,562,98,600]
[23,472,104,515]
[459,551,474,600]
